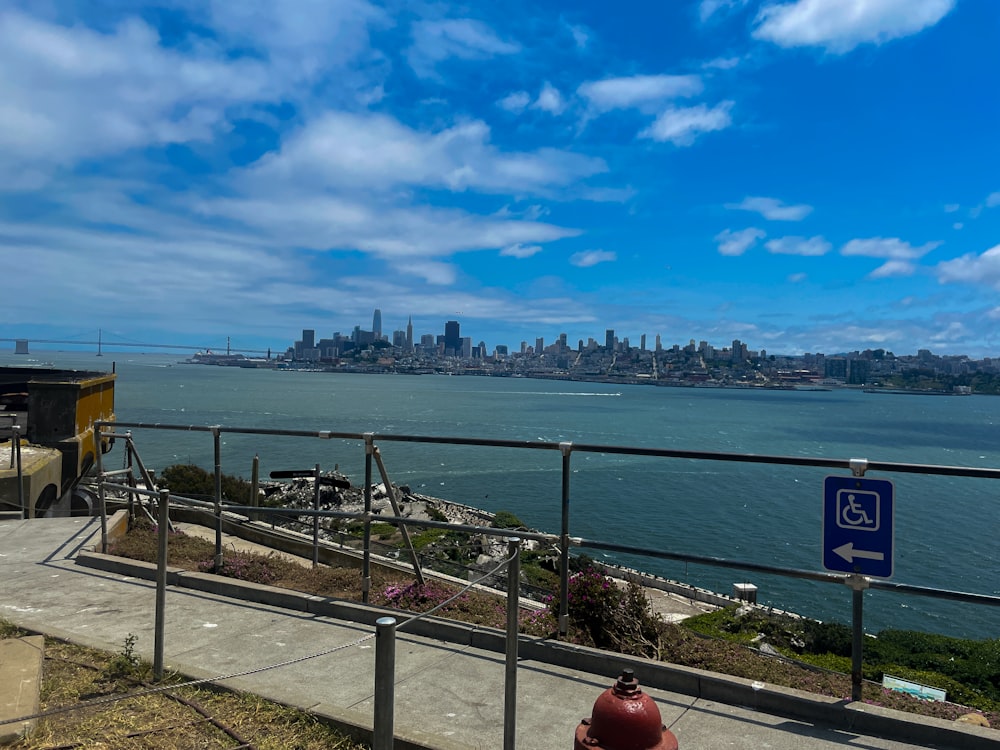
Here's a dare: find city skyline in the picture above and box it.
[3,2,1000,357]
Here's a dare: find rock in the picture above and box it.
[956,713,990,728]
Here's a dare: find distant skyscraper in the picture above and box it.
[302,329,315,350]
[605,329,614,350]
[535,337,544,354]
[372,309,382,338]
[406,316,413,351]
[444,320,460,356]
[640,334,646,351]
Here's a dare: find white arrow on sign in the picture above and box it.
[833,542,885,564]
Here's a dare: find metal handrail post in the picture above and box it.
[13,427,25,519]
[504,538,521,750]
[212,426,223,571]
[374,616,397,750]
[125,431,135,522]
[372,446,424,584]
[362,433,374,604]
[559,442,572,636]
[250,454,260,522]
[154,489,169,681]
[848,574,869,701]
[312,463,320,568]
[94,428,107,550]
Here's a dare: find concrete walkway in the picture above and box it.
[1,516,995,749]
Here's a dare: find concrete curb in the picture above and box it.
[73,550,998,750]
[0,635,44,746]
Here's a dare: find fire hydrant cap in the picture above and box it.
[574,670,679,750]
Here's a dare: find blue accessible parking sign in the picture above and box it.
[822,475,894,578]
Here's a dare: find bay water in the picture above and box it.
[5,350,998,640]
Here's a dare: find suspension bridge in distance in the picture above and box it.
[1,335,272,356]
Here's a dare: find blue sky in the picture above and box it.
[3,0,999,357]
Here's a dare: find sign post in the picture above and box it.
[823,473,894,702]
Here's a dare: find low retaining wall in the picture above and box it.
[74,550,998,750]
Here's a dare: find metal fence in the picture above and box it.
[93,420,1000,706]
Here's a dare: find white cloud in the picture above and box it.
[395,260,457,285]
[703,56,742,70]
[840,237,940,259]
[246,112,607,195]
[533,82,566,115]
[788,272,807,283]
[765,236,831,256]
[407,18,520,77]
[943,203,960,213]
[567,23,590,49]
[700,0,751,23]
[936,244,1000,289]
[206,0,384,82]
[577,74,703,112]
[570,249,617,267]
[953,222,964,230]
[726,196,812,221]
[715,227,766,256]
[501,243,543,258]
[498,91,531,113]
[0,10,273,171]
[869,260,915,278]
[986,192,1000,208]
[639,102,733,145]
[753,0,956,54]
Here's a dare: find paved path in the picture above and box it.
[0,517,991,749]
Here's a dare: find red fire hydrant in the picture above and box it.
[574,669,678,750]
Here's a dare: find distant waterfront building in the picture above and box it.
[372,309,382,339]
[461,337,472,358]
[655,334,662,352]
[605,329,615,350]
[640,334,646,351]
[495,344,508,358]
[406,316,414,352]
[536,337,544,354]
[420,334,435,352]
[302,329,315,350]
[559,333,567,349]
[824,357,847,380]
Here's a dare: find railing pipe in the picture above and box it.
[13,426,25,519]
[154,488,169,681]
[93,427,107,550]
[504,538,521,750]
[559,442,572,636]
[250,454,260,522]
[212,426,223,571]
[312,463,320,568]
[126,434,158,492]
[373,617,397,750]
[362,433,374,604]
[98,420,1000,482]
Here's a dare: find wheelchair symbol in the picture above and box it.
[836,489,880,531]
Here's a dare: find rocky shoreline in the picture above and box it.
[258,470,726,622]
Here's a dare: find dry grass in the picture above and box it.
[3,624,368,750]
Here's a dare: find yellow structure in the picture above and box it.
[0,367,115,517]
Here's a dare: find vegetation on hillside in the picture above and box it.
[105,520,998,728]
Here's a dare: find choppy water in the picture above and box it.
[5,351,998,639]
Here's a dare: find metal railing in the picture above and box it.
[93,420,1000,705]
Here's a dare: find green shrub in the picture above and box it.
[491,510,524,529]
[160,463,254,504]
